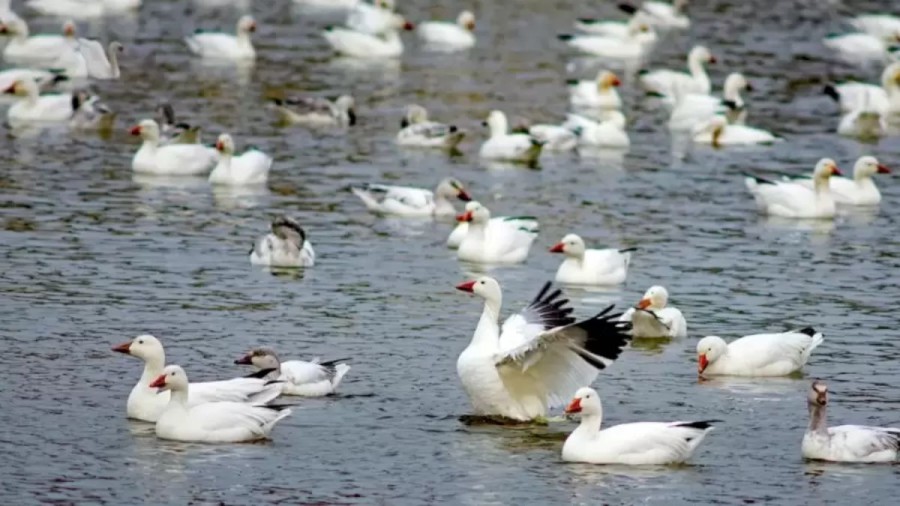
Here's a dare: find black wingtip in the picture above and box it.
[449,125,458,133]
[557,34,575,41]
[577,17,597,24]
[570,305,632,370]
[823,84,840,102]
[271,98,284,106]
[798,327,817,337]
[319,357,351,368]
[565,78,579,86]
[618,2,638,15]
[262,403,295,412]
[244,367,278,379]
[674,420,721,430]
[743,172,776,185]
[618,247,638,253]
[722,99,739,111]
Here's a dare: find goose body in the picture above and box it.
[270,95,356,127]
[418,11,475,49]
[1,18,77,65]
[639,45,715,100]
[186,16,256,60]
[130,119,217,176]
[669,73,751,130]
[619,285,686,338]
[693,116,778,146]
[249,215,315,268]
[824,32,893,61]
[557,23,656,59]
[236,348,351,397]
[550,234,633,285]
[479,110,543,163]
[620,0,690,29]
[26,0,140,18]
[527,124,578,152]
[568,70,622,109]
[697,329,824,376]
[448,215,539,249]
[456,202,538,264]
[5,78,74,125]
[323,25,407,58]
[745,158,842,218]
[848,14,900,42]
[208,133,272,186]
[345,0,395,36]
[787,156,890,206]
[824,64,900,115]
[564,111,630,148]
[351,178,471,218]
[396,104,464,149]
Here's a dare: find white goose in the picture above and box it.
[669,72,752,130]
[823,63,900,115]
[849,14,900,43]
[619,285,687,338]
[26,0,140,18]
[0,69,66,98]
[130,119,218,176]
[249,215,315,268]
[745,158,842,218]
[568,70,622,110]
[526,122,578,152]
[69,90,114,131]
[208,133,272,186]
[640,45,715,100]
[418,10,475,50]
[823,31,896,62]
[557,22,656,60]
[235,348,351,397]
[692,115,779,147]
[455,278,632,421]
[345,0,395,36]
[549,234,634,286]
[788,156,891,206]
[479,110,544,163]
[4,78,75,125]
[56,39,123,79]
[837,108,886,139]
[112,335,283,423]
[574,12,653,38]
[185,15,256,60]
[696,328,823,376]
[270,95,356,127]
[351,178,471,218]
[562,387,714,465]
[802,380,900,463]
[150,365,291,443]
[396,104,465,149]
[565,111,630,149]
[448,213,538,249]
[0,18,77,65]
[456,202,538,264]
[619,0,690,29]
[323,15,413,58]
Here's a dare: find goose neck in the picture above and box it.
[807,402,828,435]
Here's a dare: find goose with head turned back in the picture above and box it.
[418,10,475,49]
[692,115,779,147]
[270,95,356,127]
[209,133,272,186]
[396,104,465,149]
[479,110,544,163]
[235,348,351,397]
[697,328,823,377]
[549,234,634,286]
[669,72,753,130]
[130,119,218,176]
[557,22,656,60]
[185,15,256,60]
[788,156,891,206]
[639,45,715,101]
[249,215,315,268]
[351,177,471,218]
[456,201,538,264]
[745,158,842,218]
[455,277,631,421]
[619,285,686,338]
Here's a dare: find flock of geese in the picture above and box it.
[2,0,898,465]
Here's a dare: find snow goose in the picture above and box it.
[130,119,217,176]
[824,31,898,61]
[479,110,544,163]
[396,104,465,149]
[802,380,899,462]
[270,95,356,127]
[0,69,67,98]
[788,156,891,206]
[150,365,291,443]
[823,63,900,115]
[249,215,315,268]
[69,90,114,131]
[565,111,630,149]
[574,12,653,38]
[669,72,752,130]
[56,39,123,79]
[112,334,283,423]
[448,213,538,249]
[455,278,631,421]
[456,202,538,264]
[26,0,140,18]
[351,177,471,218]
[837,108,886,139]
[526,122,578,152]
[185,15,256,61]
[563,387,714,464]
[745,158,842,218]
[0,18,77,65]
[568,70,621,110]
[696,328,823,377]
[692,115,779,147]
[345,0,396,36]
[418,10,475,50]
[156,102,201,144]
[4,78,75,125]
[619,285,686,338]
[639,45,715,100]
[235,348,350,397]
[209,133,272,186]
[0,0,22,24]
[323,15,414,58]
[849,14,900,43]
[619,0,690,30]
[549,234,634,285]
[557,22,656,60]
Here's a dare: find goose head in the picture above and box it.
[392,14,415,31]
[723,72,751,103]
[596,70,621,91]
[130,119,161,142]
[237,15,257,36]
[455,275,502,302]
[689,45,716,65]
[457,11,476,31]
[215,133,235,155]
[636,285,669,311]
[435,178,471,202]
[112,334,165,363]
[402,104,428,127]
[270,215,306,245]
[853,156,890,180]
[696,336,727,374]
[483,110,509,137]
[808,380,828,406]
[880,63,900,90]
[62,20,76,39]
[549,233,586,258]
[335,95,357,125]
[235,347,281,370]
[4,78,39,98]
[148,365,189,392]
[0,18,28,37]
[812,158,841,180]
[455,201,490,224]
[564,387,602,415]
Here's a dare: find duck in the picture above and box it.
[849,14,900,43]
[351,178,471,218]
[564,111,630,149]
[130,119,217,176]
[692,115,779,147]
[567,70,622,110]
[549,234,634,285]
[235,348,351,397]
[744,158,842,218]
[396,104,465,149]
[112,334,283,423]
[557,22,656,60]
[802,380,899,462]
[447,213,538,249]
[786,156,891,206]
[619,285,686,338]
[345,0,396,36]
[69,89,114,131]
[5,78,75,125]
[455,278,632,421]
[669,72,752,130]
[155,102,202,144]
[456,202,538,264]
[0,18,77,65]
[823,63,900,116]
[150,365,291,443]
[55,39,123,79]
[562,387,714,465]
[185,15,256,60]
[479,110,544,163]
[823,31,897,62]
[323,15,414,58]
[417,10,475,50]
[696,328,823,377]
[619,0,690,29]
[249,215,315,268]
[25,0,140,18]
[269,95,356,127]
[639,45,715,100]
[208,133,272,186]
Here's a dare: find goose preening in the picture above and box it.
[447,212,538,250]
[149,365,291,443]
[823,63,900,116]
[0,18,77,65]
[456,201,538,264]
[185,15,256,60]
[249,215,315,268]
[25,0,141,18]
[744,158,842,218]
[848,14,900,43]
[479,110,544,163]
[823,31,897,62]
[639,45,715,100]
[692,115,779,147]
[156,102,201,144]
[130,119,218,176]
[4,77,75,125]
[396,104,465,149]
[802,380,900,462]
[557,22,656,60]
[270,95,356,127]
[324,15,414,58]
[619,285,687,338]
[567,70,622,110]
[56,39,123,79]
[208,133,272,186]
[418,10,475,50]
[549,234,634,285]
[562,387,714,465]
[69,89,114,130]
[619,0,690,30]
[669,72,752,130]
[345,0,396,36]
[564,111,630,149]
[787,156,891,206]
[696,328,823,376]
[112,335,283,423]
[455,278,631,421]
[235,348,351,397]
[351,178,471,218]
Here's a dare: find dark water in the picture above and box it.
[2,0,900,504]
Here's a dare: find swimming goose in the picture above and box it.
[557,22,656,60]
[56,39,123,79]
[396,104,465,149]
[155,102,201,144]
[568,70,622,109]
[849,14,900,43]
[0,18,77,65]
[0,69,67,98]
[823,63,900,115]
[564,111,630,149]
[112,334,283,423]
[574,12,653,38]
[235,348,351,397]
[351,177,471,217]
[639,45,715,100]
[345,0,396,36]
[208,133,272,186]
[619,285,686,338]
[324,15,414,58]
[185,15,256,60]
[150,365,291,443]
[669,72,752,130]
[837,108,886,138]
[130,119,217,176]
[692,115,779,147]
[526,122,578,152]
[787,156,891,206]
[549,234,634,285]
[619,0,690,29]
[69,90,114,130]
[270,95,356,127]
[745,158,841,218]
[696,328,824,377]
[4,77,75,125]
[455,278,631,421]
[448,214,538,249]
[563,387,714,465]
[802,380,899,462]
[249,215,315,268]
[479,110,544,163]
[824,31,897,62]
[456,201,538,264]
[26,0,140,18]
[418,10,475,49]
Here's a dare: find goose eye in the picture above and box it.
[138,339,144,344]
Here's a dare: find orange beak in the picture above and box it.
[831,165,842,176]
[698,354,709,373]
[111,342,131,354]
[636,298,651,310]
[564,397,582,414]
[877,164,891,174]
[549,242,565,253]
[148,374,167,389]
[456,211,473,222]
[129,126,141,136]
[457,190,471,202]
[455,280,476,293]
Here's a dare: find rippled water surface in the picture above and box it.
[2,0,900,504]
